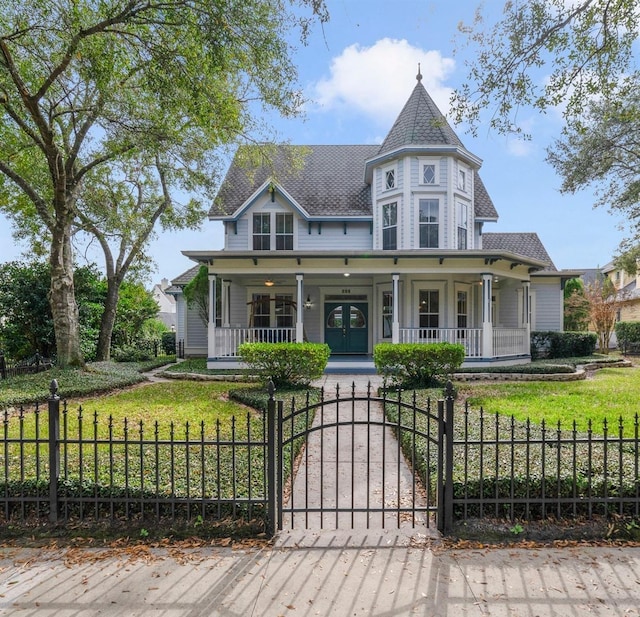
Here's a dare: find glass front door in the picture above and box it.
[324,302,368,354]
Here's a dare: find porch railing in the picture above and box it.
[493,328,528,357]
[213,327,295,357]
[399,328,483,358]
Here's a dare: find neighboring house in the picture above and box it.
[152,278,177,330]
[172,72,580,367]
[601,261,640,323]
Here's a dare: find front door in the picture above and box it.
[324,302,368,354]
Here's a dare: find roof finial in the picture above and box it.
[416,63,422,82]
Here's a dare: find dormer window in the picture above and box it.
[385,168,395,190]
[252,212,293,251]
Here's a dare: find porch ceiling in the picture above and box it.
[183,249,548,275]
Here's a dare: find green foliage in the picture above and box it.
[0,0,328,368]
[161,331,176,355]
[563,278,590,332]
[530,331,597,360]
[111,282,159,347]
[238,342,330,388]
[452,0,639,135]
[0,261,55,360]
[614,322,640,353]
[183,266,210,327]
[374,342,465,388]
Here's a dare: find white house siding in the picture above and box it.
[185,305,208,357]
[531,279,563,331]
[495,282,520,328]
[225,219,249,251]
[296,221,372,251]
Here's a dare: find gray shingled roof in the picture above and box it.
[210,145,378,218]
[483,233,557,271]
[379,79,465,154]
[474,172,498,220]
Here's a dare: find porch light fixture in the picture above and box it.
[344,272,350,277]
[304,295,312,310]
[264,279,275,287]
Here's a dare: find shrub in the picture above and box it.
[112,343,154,362]
[614,322,640,353]
[373,342,465,388]
[161,331,176,355]
[530,331,597,359]
[238,342,330,388]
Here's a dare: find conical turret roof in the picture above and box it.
[378,70,464,155]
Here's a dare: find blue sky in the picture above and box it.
[0,0,627,282]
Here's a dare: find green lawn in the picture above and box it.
[456,365,640,434]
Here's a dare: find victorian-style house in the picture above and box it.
[171,71,579,370]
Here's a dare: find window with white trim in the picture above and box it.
[382,291,393,338]
[457,202,468,250]
[252,212,294,251]
[420,160,437,185]
[457,291,468,329]
[253,214,270,250]
[419,198,439,248]
[385,167,396,190]
[275,294,294,328]
[419,290,439,329]
[275,213,293,250]
[382,202,397,250]
[458,168,466,191]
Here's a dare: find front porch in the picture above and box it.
[207,325,530,369]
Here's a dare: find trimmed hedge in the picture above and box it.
[530,331,597,360]
[238,342,330,388]
[373,342,465,388]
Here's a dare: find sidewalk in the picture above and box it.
[2,540,639,616]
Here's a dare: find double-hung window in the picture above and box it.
[253,214,270,250]
[275,213,293,250]
[457,202,468,250]
[419,199,439,248]
[382,291,393,338]
[419,290,439,329]
[253,212,293,251]
[382,202,397,250]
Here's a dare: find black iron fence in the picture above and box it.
[450,403,640,523]
[1,381,272,530]
[0,353,53,380]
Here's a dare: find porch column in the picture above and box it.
[296,274,304,343]
[522,280,531,355]
[392,273,400,344]
[481,273,493,358]
[222,279,231,327]
[208,273,217,358]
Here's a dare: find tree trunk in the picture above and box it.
[95,277,121,361]
[49,226,84,368]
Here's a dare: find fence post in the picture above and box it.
[48,379,60,523]
[437,380,455,534]
[266,379,277,537]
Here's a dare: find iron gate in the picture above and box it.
[267,382,454,534]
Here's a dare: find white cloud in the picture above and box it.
[310,38,455,126]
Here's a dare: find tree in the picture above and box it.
[452,1,640,135]
[584,274,624,353]
[75,156,203,360]
[182,265,222,328]
[564,278,590,332]
[111,281,159,348]
[546,82,640,247]
[0,0,327,368]
[0,261,105,361]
